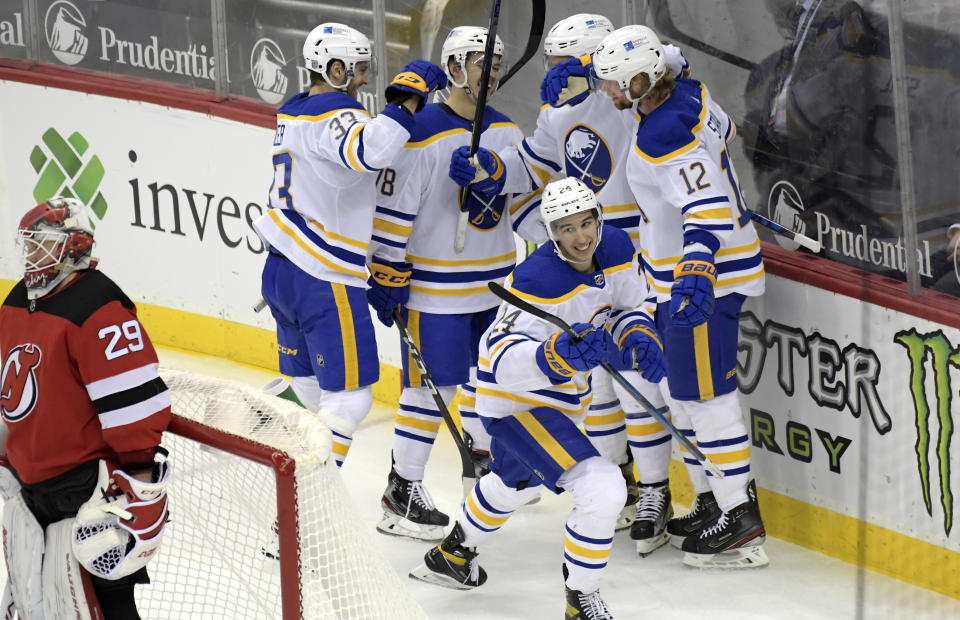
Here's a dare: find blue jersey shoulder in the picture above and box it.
[634,79,706,160]
[408,103,513,143]
[510,244,580,300]
[278,91,366,118]
[594,225,635,270]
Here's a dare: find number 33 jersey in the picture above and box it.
[0,270,171,484]
[626,78,765,303]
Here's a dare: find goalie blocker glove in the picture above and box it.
[448,146,507,196]
[669,245,717,327]
[72,450,171,580]
[535,323,606,381]
[366,260,411,327]
[385,59,448,112]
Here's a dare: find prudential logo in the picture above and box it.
[30,128,107,227]
[45,0,87,65]
[250,38,288,104]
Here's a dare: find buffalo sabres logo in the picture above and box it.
[564,125,613,192]
[466,190,507,231]
[1,343,43,422]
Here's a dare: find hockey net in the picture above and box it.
[134,368,427,619]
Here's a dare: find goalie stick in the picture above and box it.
[487,281,725,479]
[749,210,822,253]
[455,0,502,253]
[392,308,478,497]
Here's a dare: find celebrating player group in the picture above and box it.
[0,11,769,620]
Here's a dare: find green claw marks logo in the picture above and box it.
[30,128,106,227]
[895,328,956,536]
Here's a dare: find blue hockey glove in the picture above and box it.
[669,251,716,328]
[385,60,447,111]
[619,325,666,383]
[540,55,592,106]
[366,260,411,327]
[448,146,506,195]
[536,323,606,380]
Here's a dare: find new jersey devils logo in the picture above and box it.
[1,344,43,422]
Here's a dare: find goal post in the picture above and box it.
[133,368,427,619]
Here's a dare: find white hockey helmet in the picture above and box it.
[592,25,666,100]
[16,196,95,299]
[441,26,505,89]
[303,23,372,90]
[540,177,603,263]
[543,14,614,65]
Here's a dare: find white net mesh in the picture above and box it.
[135,368,427,619]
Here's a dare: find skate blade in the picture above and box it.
[377,513,446,542]
[682,544,769,569]
[634,532,670,557]
[409,563,478,590]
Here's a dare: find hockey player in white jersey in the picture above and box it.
[410,177,665,619]
[366,25,547,541]
[593,25,768,568]
[253,23,446,470]
[451,13,691,554]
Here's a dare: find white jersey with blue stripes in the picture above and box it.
[253,90,412,287]
[626,79,765,302]
[498,92,646,249]
[477,227,655,421]
[369,103,545,314]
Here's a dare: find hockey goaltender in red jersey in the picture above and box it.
[0,196,171,619]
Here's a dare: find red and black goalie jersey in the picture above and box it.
[0,269,170,484]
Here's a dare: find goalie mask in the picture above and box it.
[542,13,614,69]
[540,177,603,265]
[303,22,373,90]
[592,25,666,102]
[441,26,505,90]
[17,196,95,300]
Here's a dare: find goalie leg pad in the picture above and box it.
[43,518,99,620]
[2,492,44,620]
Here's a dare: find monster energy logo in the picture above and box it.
[894,328,956,536]
[30,128,107,226]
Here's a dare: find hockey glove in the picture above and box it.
[366,260,411,327]
[536,323,606,380]
[72,452,171,580]
[385,60,447,112]
[619,325,666,383]
[663,43,691,78]
[448,146,506,195]
[540,55,592,106]
[670,251,716,328]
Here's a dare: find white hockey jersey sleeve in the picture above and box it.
[313,106,414,174]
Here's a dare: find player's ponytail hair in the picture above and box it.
[644,73,675,107]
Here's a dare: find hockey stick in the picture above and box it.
[455,0,502,253]
[749,210,822,252]
[497,0,546,88]
[487,281,725,478]
[392,308,478,497]
[647,0,756,71]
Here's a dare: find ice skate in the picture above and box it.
[564,565,614,619]
[409,523,487,589]
[667,490,721,549]
[629,481,672,556]
[614,460,640,531]
[681,482,768,568]
[378,468,449,541]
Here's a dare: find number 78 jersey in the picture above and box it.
[626,78,765,303]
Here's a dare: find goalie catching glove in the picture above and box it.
[385,60,447,112]
[72,449,171,580]
[366,260,411,327]
[448,146,507,196]
[535,323,606,381]
[670,247,717,328]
